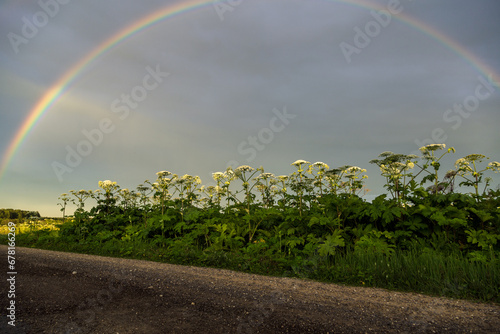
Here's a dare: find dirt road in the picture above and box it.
[1,245,499,333]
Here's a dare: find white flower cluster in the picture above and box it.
[344,166,366,174]
[212,169,237,186]
[156,171,172,178]
[312,161,329,169]
[291,159,310,167]
[257,172,275,179]
[342,166,368,181]
[487,161,500,173]
[419,143,446,153]
[212,172,225,181]
[235,165,255,173]
[455,158,474,175]
[98,180,119,193]
[379,161,414,178]
[307,162,330,175]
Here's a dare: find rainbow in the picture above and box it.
[1,0,498,181]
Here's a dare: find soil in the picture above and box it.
[1,246,499,334]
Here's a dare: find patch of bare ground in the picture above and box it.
[1,246,499,333]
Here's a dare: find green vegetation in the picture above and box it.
[1,144,499,303]
[0,208,40,224]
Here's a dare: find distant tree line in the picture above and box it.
[0,209,41,222]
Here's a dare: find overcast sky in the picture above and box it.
[1,0,499,217]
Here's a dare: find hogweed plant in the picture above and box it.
[54,147,500,278]
[323,165,367,195]
[148,171,173,213]
[231,165,263,242]
[254,172,277,208]
[212,172,226,206]
[217,167,239,208]
[136,184,153,208]
[98,180,120,197]
[234,165,262,213]
[417,144,455,194]
[119,189,140,210]
[273,175,289,205]
[119,189,140,224]
[57,193,70,220]
[147,171,174,236]
[290,160,311,216]
[172,174,203,216]
[201,184,218,207]
[343,166,368,196]
[370,152,418,205]
[58,146,499,235]
[69,189,94,225]
[136,184,153,227]
[323,167,344,195]
[96,180,121,212]
[455,155,500,198]
[69,189,93,212]
[441,170,458,194]
[307,162,330,197]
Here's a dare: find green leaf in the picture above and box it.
[317,233,345,257]
[382,210,394,224]
[391,207,403,218]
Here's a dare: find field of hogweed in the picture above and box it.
[6,144,500,303]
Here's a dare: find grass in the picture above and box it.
[324,249,499,302]
[1,221,498,305]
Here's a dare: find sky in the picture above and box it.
[0,0,499,217]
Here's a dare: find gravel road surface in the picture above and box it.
[1,246,499,333]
